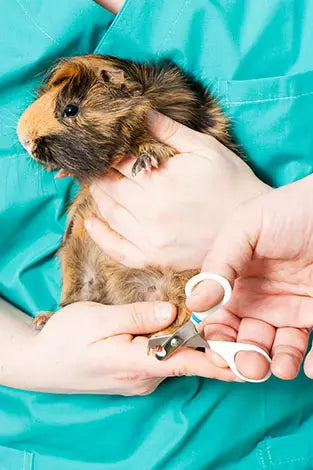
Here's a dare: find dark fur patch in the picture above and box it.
[31,55,235,181]
[36,129,123,179]
[55,69,95,117]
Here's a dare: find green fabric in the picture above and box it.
[1,0,313,468]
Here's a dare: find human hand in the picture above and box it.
[94,0,125,14]
[17,301,235,394]
[187,174,313,380]
[85,112,269,271]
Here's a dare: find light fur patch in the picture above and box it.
[17,87,62,144]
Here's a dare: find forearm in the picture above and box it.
[0,298,36,389]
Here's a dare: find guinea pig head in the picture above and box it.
[17,55,146,181]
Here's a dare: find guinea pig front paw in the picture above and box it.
[132,151,159,177]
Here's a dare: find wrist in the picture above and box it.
[0,323,37,390]
[0,299,38,390]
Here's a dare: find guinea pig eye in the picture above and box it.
[62,104,79,118]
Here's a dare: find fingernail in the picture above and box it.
[189,283,203,297]
[155,303,173,322]
[146,110,159,126]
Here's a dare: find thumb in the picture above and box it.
[105,301,177,336]
[186,205,260,313]
[146,111,207,153]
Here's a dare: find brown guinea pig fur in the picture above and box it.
[17,54,238,337]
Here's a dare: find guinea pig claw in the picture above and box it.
[132,152,159,176]
[150,156,159,169]
[32,311,54,330]
[54,169,73,179]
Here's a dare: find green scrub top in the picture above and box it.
[1,1,313,469]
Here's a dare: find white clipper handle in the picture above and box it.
[208,340,272,383]
[185,272,232,323]
[185,272,272,383]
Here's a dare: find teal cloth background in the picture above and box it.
[1,0,313,468]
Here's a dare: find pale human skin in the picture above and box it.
[86,112,269,271]
[86,111,313,381]
[0,298,237,394]
[186,174,313,380]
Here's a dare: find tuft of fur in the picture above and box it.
[18,54,239,336]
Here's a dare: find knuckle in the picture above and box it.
[129,304,145,331]
[172,365,189,377]
[301,327,310,335]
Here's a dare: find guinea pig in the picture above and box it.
[17,54,238,337]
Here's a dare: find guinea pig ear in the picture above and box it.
[46,62,80,88]
[100,68,125,85]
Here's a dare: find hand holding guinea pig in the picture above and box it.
[86,111,270,271]
[2,299,235,394]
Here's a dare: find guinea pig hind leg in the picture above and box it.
[132,141,174,176]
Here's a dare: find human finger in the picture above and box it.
[93,301,177,337]
[271,327,308,380]
[186,207,260,313]
[228,282,313,329]
[84,217,146,268]
[127,340,237,381]
[146,111,211,153]
[234,318,274,381]
[201,309,240,368]
[89,184,142,242]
